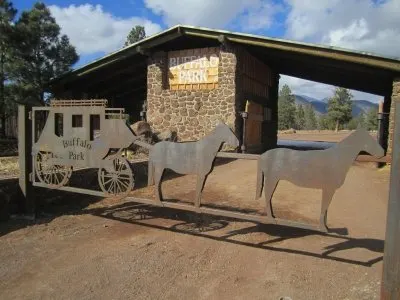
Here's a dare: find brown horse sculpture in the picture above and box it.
[148,122,239,207]
[255,128,384,232]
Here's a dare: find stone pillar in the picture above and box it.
[387,78,400,156]
[146,47,238,141]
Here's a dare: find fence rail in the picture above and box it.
[216,151,391,163]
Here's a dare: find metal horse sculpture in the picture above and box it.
[148,122,239,206]
[255,128,384,232]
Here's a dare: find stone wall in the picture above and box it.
[146,45,240,142]
[387,78,400,156]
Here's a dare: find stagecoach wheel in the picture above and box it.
[35,151,72,187]
[98,156,134,197]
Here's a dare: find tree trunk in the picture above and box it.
[0,53,5,138]
[335,120,339,132]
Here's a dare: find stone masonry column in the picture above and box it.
[146,52,166,131]
[387,78,400,157]
[146,46,239,142]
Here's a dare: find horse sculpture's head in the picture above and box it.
[215,122,240,148]
[352,127,384,158]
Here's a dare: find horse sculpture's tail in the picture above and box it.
[255,157,264,200]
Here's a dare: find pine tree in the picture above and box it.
[13,2,78,105]
[125,25,146,46]
[327,87,353,132]
[278,84,296,130]
[304,104,317,130]
[0,0,17,137]
[295,104,305,130]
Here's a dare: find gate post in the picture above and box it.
[18,105,35,217]
[381,101,400,299]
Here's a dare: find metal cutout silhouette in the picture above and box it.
[255,127,384,232]
[148,122,239,206]
[32,100,138,197]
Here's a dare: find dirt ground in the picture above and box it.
[0,156,390,300]
[278,130,377,142]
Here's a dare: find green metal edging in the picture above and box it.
[51,24,400,87]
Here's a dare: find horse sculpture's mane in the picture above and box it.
[331,128,367,149]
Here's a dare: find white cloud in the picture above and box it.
[284,0,400,58]
[239,1,284,31]
[144,0,248,27]
[282,0,400,102]
[144,0,280,30]
[49,4,162,55]
[280,75,381,102]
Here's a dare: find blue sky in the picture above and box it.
[12,0,400,101]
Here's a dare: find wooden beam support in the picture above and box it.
[89,74,146,96]
[83,61,147,90]
[136,45,151,57]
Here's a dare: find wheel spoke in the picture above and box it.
[118,180,129,190]
[107,180,115,193]
[102,174,114,178]
[103,177,113,186]
[118,172,131,178]
[115,181,121,194]
[54,171,60,185]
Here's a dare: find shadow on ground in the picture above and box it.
[0,158,383,267]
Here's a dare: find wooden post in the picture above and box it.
[240,111,248,153]
[378,100,384,147]
[381,101,400,299]
[18,105,35,217]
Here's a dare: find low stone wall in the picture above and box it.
[146,46,239,141]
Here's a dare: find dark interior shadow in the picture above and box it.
[84,201,383,267]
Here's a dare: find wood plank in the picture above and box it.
[216,152,259,160]
[33,182,105,197]
[356,155,391,163]
[215,152,391,163]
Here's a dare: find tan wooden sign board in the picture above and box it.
[168,47,219,90]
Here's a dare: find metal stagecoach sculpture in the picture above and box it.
[30,99,385,233]
[32,100,139,197]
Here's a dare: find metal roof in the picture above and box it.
[50,24,400,97]
[52,24,400,81]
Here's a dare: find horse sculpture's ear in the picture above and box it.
[216,119,224,126]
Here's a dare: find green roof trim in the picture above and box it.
[51,24,400,85]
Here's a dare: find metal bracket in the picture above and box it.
[28,111,32,120]
[29,172,33,182]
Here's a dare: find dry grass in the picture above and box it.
[0,157,19,178]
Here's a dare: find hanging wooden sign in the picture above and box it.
[168,47,219,90]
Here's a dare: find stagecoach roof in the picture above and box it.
[49,25,400,98]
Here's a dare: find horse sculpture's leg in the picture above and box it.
[195,175,206,209]
[154,167,164,204]
[147,159,154,186]
[263,177,279,218]
[320,188,335,232]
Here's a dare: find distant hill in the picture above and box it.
[293,94,378,117]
